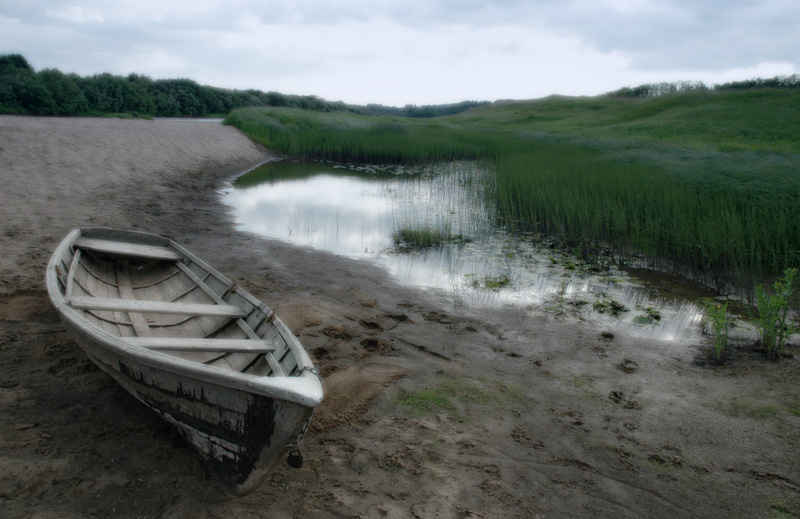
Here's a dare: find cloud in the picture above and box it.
[541,0,800,72]
[1,0,797,104]
[45,6,105,23]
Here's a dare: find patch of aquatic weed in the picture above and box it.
[469,273,512,290]
[396,375,527,420]
[392,227,471,249]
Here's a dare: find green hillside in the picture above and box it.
[447,89,800,153]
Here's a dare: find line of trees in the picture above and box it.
[0,54,490,119]
[9,52,793,116]
[366,100,489,118]
[605,75,800,98]
[0,54,370,117]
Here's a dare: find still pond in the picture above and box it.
[222,159,708,342]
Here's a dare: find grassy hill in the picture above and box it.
[446,89,800,153]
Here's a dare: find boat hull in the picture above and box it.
[46,228,321,495]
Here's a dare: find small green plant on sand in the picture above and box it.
[767,500,797,519]
[752,268,798,359]
[702,299,729,363]
[397,376,525,418]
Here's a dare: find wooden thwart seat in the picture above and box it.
[67,296,248,318]
[74,237,182,261]
[127,337,276,353]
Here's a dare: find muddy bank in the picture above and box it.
[1,115,798,518]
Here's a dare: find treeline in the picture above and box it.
[0,54,487,118]
[606,75,800,97]
[0,53,368,117]
[366,100,489,118]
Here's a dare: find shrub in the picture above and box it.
[752,268,798,359]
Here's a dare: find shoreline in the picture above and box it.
[1,115,798,518]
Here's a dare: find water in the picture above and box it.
[223,159,707,341]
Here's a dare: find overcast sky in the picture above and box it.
[1,0,797,106]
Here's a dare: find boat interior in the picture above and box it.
[52,235,300,377]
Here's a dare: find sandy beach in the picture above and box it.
[1,115,798,518]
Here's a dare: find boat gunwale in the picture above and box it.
[46,227,323,408]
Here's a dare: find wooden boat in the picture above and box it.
[46,228,323,495]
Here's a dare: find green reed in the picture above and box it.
[751,268,798,359]
[226,107,499,163]
[492,146,800,283]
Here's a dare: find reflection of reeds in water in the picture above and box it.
[387,162,492,251]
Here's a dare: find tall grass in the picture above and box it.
[492,146,800,283]
[751,269,798,358]
[226,107,499,163]
[226,100,800,289]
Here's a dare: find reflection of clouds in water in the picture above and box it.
[231,176,378,207]
[227,174,396,257]
[377,233,704,342]
[224,162,704,342]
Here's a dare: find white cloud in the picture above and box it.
[597,0,658,14]
[118,51,190,75]
[45,6,105,23]
[0,14,22,26]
